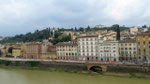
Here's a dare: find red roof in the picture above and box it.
[47,45,56,52]
[56,42,77,46]
[119,39,136,43]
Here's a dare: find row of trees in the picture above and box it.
[0,28,52,43]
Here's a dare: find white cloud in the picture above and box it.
[0,0,150,36]
[0,0,32,24]
[103,0,142,21]
[142,7,150,18]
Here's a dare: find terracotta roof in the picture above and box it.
[137,31,150,36]
[26,43,41,46]
[77,35,98,38]
[47,45,56,52]
[119,39,136,43]
[56,42,77,46]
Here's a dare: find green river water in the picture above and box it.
[0,67,150,84]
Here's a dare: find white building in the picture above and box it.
[77,35,119,61]
[77,35,98,61]
[129,26,138,35]
[98,41,119,61]
[95,24,104,28]
[138,28,148,33]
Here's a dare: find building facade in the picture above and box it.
[129,26,138,35]
[12,48,22,58]
[77,35,98,61]
[136,31,150,62]
[41,45,56,59]
[119,39,137,62]
[24,43,41,59]
[5,43,24,58]
[56,41,77,60]
[98,41,119,62]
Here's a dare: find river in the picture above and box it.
[0,67,150,84]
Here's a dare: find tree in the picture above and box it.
[86,25,91,31]
[113,24,120,40]
[75,27,77,31]
[8,47,14,54]
[142,25,147,28]
[79,27,84,32]
[54,31,61,38]
[0,50,2,57]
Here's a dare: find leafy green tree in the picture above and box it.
[86,25,91,31]
[75,27,77,31]
[142,25,147,28]
[54,31,62,38]
[79,27,84,32]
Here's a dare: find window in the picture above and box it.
[96,57,98,60]
[144,49,146,52]
[138,42,140,45]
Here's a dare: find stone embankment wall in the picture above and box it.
[1,60,150,73]
[0,60,87,71]
[107,65,150,74]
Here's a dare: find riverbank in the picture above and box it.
[0,59,150,78]
[0,65,150,79]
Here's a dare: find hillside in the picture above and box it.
[0,25,129,44]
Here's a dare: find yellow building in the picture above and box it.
[62,31,77,40]
[41,45,56,59]
[41,52,56,59]
[12,48,22,58]
[136,31,150,62]
[6,43,24,58]
[56,41,77,60]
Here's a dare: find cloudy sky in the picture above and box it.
[0,0,150,36]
